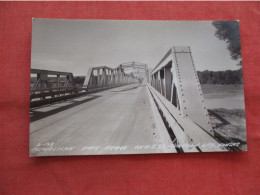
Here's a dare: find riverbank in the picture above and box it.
[209,108,247,151]
[201,84,247,150]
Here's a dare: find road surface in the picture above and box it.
[30,83,175,156]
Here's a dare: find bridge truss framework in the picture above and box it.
[30,46,236,153]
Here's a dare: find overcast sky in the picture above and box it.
[31,19,241,76]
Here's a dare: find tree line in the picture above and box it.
[197,68,243,84]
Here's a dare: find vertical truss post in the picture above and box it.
[151,46,213,135]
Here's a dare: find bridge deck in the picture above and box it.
[30,83,175,156]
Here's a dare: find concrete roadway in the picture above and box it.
[30,83,176,156]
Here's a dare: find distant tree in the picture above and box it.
[197,69,243,84]
[74,76,86,87]
[212,21,242,65]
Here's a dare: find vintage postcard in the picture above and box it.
[30,19,246,156]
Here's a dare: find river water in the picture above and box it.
[201,84,245,110]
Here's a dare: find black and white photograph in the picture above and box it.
[30,19,246,156]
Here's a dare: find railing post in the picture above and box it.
[110,70,114,85]
[97,68,101,86]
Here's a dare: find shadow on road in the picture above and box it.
[30,95,100,122]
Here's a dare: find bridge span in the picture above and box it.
[30,47,237,156]
[30,83,176,156]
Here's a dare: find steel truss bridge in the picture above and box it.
[30,46,239,156]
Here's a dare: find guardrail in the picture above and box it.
[30,69,87,107]
[30,66,140,108]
